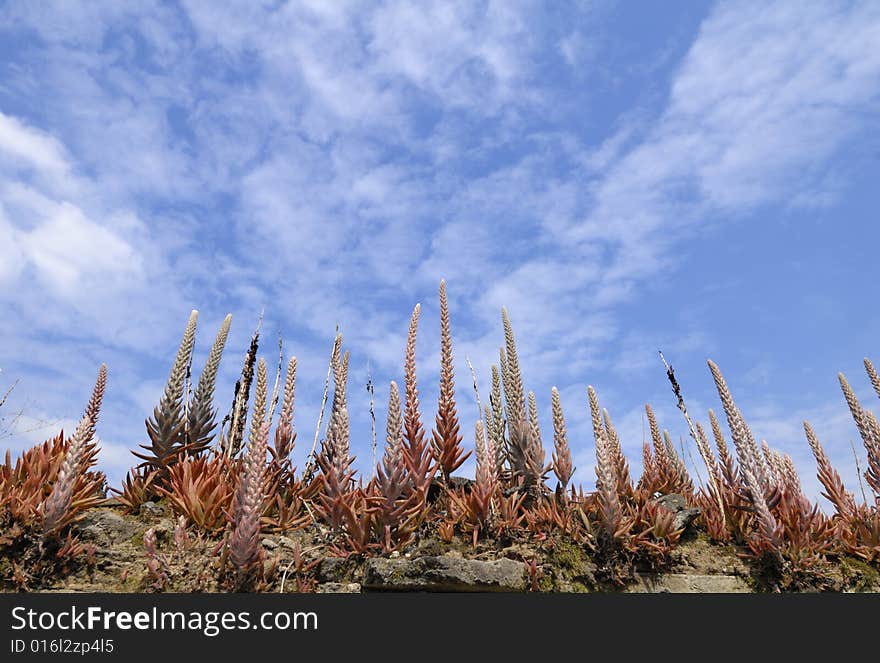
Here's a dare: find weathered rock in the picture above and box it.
[317,582,361,593]
[139,501,166,517]
[318,557,352,582]
[628,573,750,593]
[363,556,527,592]
[76,509,141,546]
[150,518,176,542]
[555,580,592,593]
[653,493,701,531]
[654,493,687,511]
[673,508,701,531]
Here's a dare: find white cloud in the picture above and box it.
[0,216,26,284]
[0,111,71,174]
[573,1,880,249]
[1,412,75,451]
[19,202,142,295]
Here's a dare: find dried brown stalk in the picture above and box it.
[660,351,722,518]
[223,315,261,458]
[367,364,377,475]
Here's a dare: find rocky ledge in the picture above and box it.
[363,556,527,592]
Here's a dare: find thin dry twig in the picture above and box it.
[267,333,284,425]
[466,356,483,426]
[304,329,340,480]
[367,362,377,476]
[660,351,718,507]
[0,377,19,409]
[849,437,870,506]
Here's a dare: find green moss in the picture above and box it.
[120,569,147,592]
[840,556,880,592]
[545,538,597,592]
[388,565,408,584]
[537,574,554,592]
[549,538,589,572]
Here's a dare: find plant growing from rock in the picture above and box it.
[369,381,424,551]
[159,454,236,534]
[399,304,436,502]
[550,387,574,498]
[221,317,261,458]
[446,420,498,546]
[431,280,470,483]
[10,280,880,592]
[136,312,234,487]
[41,364,107,538]
[838,370,880,500]
[229,419,270,589]
[0,366,107,589]
[501,309,545,496]
[708,360,783,567]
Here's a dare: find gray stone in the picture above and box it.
[76,509,141,546]
[628,574,750,593]
[139,501,166,517]
[317,582,362,593]
[261,538,278,550]
[673,508,702,531]
[363,556,527,592]
[317,557,349,582]
[653,493,701,531]
[654,493,687,512]
[150,518,176,542]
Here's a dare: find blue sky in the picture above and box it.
[1,0,879,505]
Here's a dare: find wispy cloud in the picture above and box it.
[0,112,70,174]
